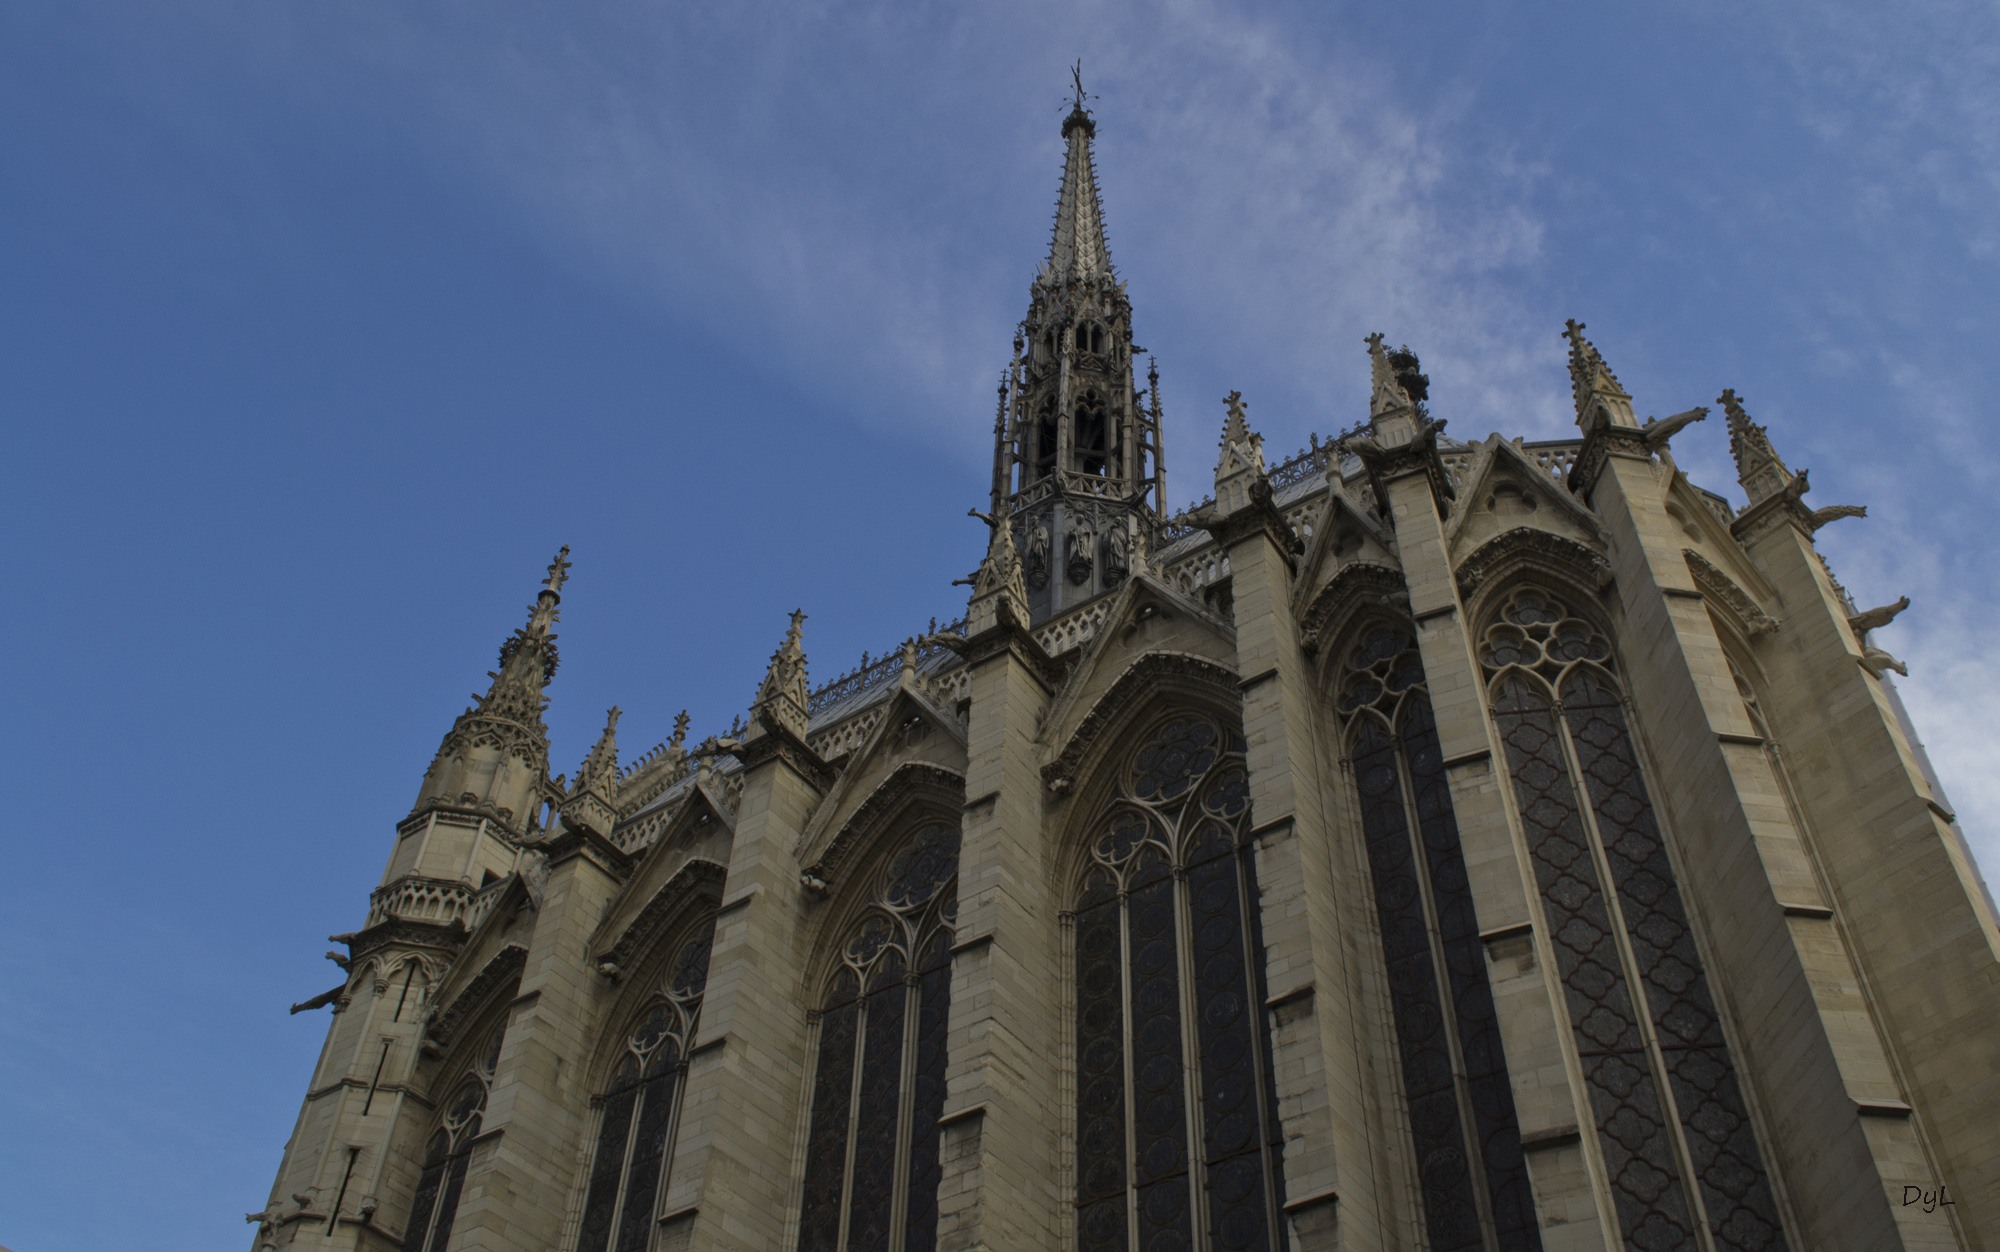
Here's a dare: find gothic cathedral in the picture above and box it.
[254,97,2000,1252]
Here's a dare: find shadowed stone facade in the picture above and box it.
[254,96,2000,1252]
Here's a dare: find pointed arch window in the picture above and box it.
[401,1021,506,1252]
[1034,399,1060,481]
[796,821,960,1252]
[1335,625,1541,1252]
[1074,390,1109,476]
[1481,585,1787,1252]
[1072,714,1287,1252]
[576,924,717,1252]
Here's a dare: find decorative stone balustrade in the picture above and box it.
[367,876,479,931]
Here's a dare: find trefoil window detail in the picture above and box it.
[1073,714,1288,1252]
[796,821,960,1252]
[401,1021,506,1252]
[1336,625,1542,1251]
[1482,585,1787,1252]
[577,924,717,1252]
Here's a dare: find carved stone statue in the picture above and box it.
[1101,523,1130,588]
[1026,520,1052,590]
[1066,517,1095,586]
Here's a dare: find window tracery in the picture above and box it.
[1072,714,1287,1252]
[1481,585,1787,1252]
[1336,625,1541,1252]
[577,925,717,1252]
[401,1021,506,1252]
[797,820,960,1252]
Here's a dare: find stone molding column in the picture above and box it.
[935,614,1063,1252]
[667,728,828,1252]
[452,828,629,1252]
[1580,440,1937,1250]
[1208,477,1394,1252]
[1734,502,1999,1251]
[1371,455,1618,1251]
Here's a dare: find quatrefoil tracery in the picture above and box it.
[1479,585,1613,694]
[1087,715,1250,893]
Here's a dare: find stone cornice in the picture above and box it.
[733,719,838,794]
[427,943,527,1047]
[801,762,966,889]
[1042,651,1240,794]
[1350,424,1457,522]
[541,821,635,880]
[1202,477,1304,561]
[334,917,466,965]
[1684,549,1781,637]
[593,859,727,973]
[1566,421,1651,497]
[1729,470,1814,545]
[944,597,1070,693]
[1455,527,1612,603]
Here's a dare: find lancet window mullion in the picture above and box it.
[576,925,715,1252]
[1071,713,1287,1252]
[400,1021,507,1252]
[1480,584,1787,1252]
[795,822,960,1252]
[1336,623,1542,1252]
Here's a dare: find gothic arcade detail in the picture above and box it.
[1335,626,1542,1252]
[577,925,717,1252]
[1482,586,1787,1252]
[401,1022,507,1252]
[1072,714,1288,1252]
[797,822,960,1252]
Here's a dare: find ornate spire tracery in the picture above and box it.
[993,85,1159,626]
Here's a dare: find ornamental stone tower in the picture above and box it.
[991,79,1165,621]
[255,91,2000,1252]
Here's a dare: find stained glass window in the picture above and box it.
[577,923,717,1252]
[1338,625,1542,1252]
[1072,713,1288,1252]
[1481,585,1788,1252]
[796,821,960,1252]
[401,1021,506,1252]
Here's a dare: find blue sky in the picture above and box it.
[3,2,1996,1247]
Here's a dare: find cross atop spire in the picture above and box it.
[543,545,573,599]
[1047,72,1111,281]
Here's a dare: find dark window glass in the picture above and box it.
[577,923,717,1252]
[794,821,960,1252]
[1482,586,1787,1252]
[401,1022,506,1252]
[1072,714,1287,1252]
[1339,625,1543,1252]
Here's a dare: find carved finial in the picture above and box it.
[1563,319,1633,430]
[1072,58,1086,113]
[671,710,690,748]
[543,545,573,598]
[1720,388,1797,506]
[752,613,811,739]
[571,705,622,804]
[901,636,919,679]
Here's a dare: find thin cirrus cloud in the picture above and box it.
[188,0,1998,862]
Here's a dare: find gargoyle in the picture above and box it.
[1860,647,1908,678]
[1848,596,1910,635]
[1808,504,1867,532]
[1641,406,1707,452]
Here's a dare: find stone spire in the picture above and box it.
[1043,68,1112,282]
[1563,319,1637,431]
[751,610,811,739]
[573,706,621,805]
[996,75,1158,626]
[1721,388,1797,506]
[409,546,571,837]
